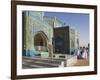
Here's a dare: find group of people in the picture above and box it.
[77,47,89,59]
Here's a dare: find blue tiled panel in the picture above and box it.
[23,50,40,57]
[70,48,76,55]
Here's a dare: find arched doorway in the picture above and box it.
[34,32,48,52]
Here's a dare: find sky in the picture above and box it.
[45,12,89,47]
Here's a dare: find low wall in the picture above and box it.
[67,56,77,66]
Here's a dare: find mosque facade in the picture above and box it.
[22,11,79,59]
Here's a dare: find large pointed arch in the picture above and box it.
[34,31,49,51]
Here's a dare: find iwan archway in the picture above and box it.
[34,31,52,58]
[34,31,49,52]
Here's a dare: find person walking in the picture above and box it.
[82,47,88,59]
[77,47,83,59]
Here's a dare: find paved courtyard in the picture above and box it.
[74,59,89,66]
